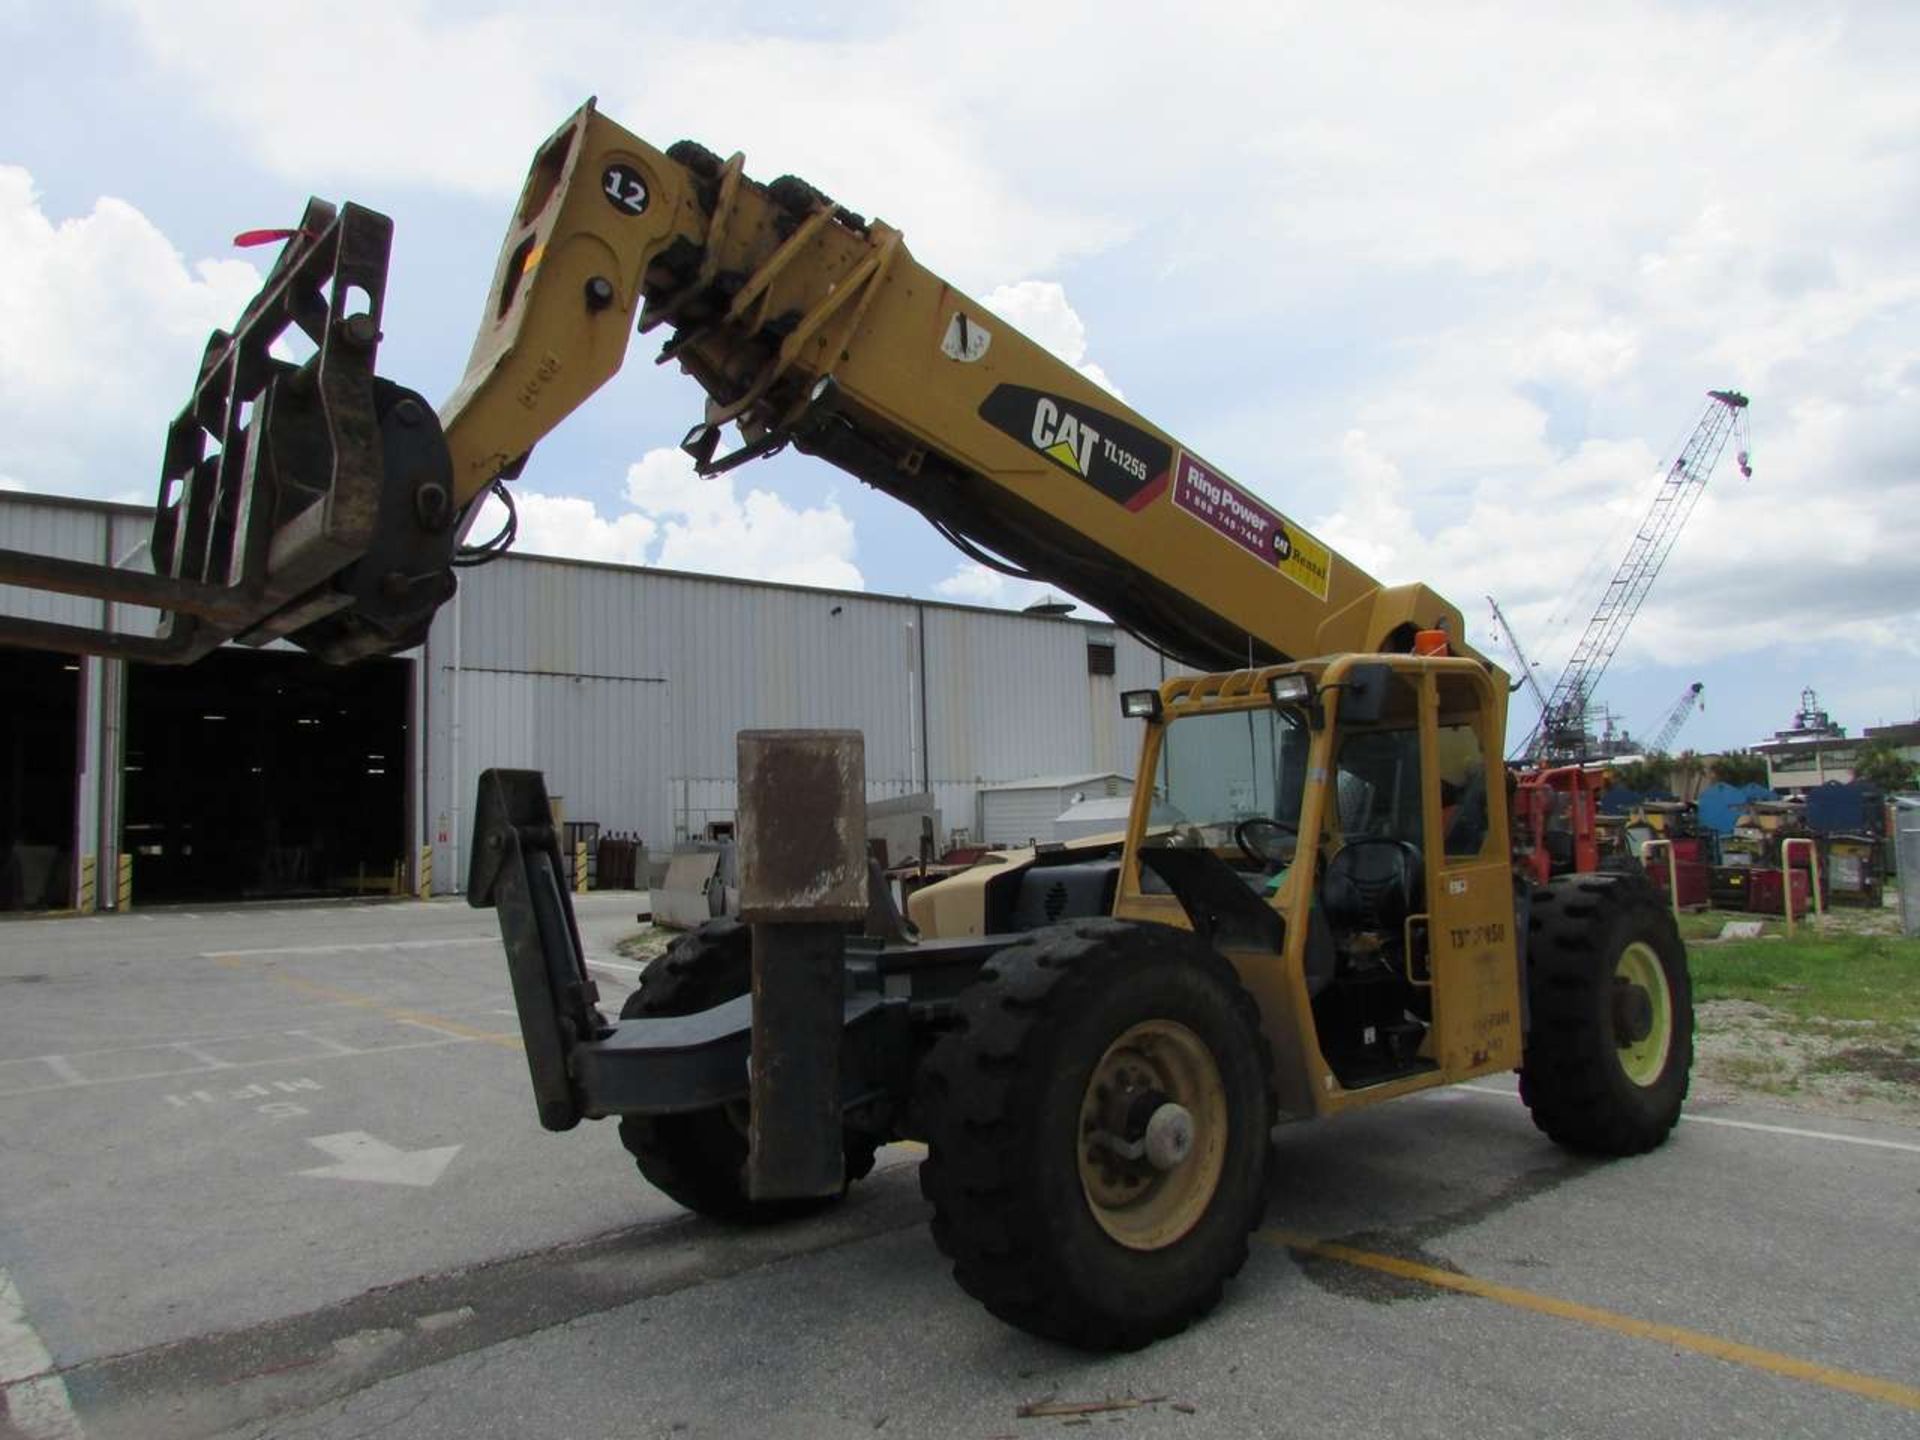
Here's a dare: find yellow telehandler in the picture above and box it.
[0,102,1690,1350]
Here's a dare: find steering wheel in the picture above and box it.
[1326,836,1424,917]
[1233,817,1299,870]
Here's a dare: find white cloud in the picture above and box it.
[934,562,1047,609]
[472,490,656,567]
[931,562,1109,625]
[0,167,261,498]
[468,449,866,590]
[624,448,862,589]
[112,0,582,198]
[981,281,1123,398]
[1310,431,1416,579]
[1516,322,1640,391]
[110,0,1121,288]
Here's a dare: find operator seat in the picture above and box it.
[1322,839,1423,939]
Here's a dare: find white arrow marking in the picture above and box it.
[297,1131,462,1187]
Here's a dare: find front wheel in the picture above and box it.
[617,920,878,1222]
[917,919,1275,1350]
[1519,873,1693,1155]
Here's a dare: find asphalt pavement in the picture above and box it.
[1,899,1915,1440]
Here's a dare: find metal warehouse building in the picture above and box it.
[0,491,1168,911]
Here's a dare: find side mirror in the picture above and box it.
[1339,662,1392,724]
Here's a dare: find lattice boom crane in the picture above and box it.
[1645,681,1705,754]
[1486,593,1550,722]
[1523,390,1751,762]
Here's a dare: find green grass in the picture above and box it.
[1687,933,1920,1025]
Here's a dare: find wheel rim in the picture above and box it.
[1613,942,1673,1086]
[1076,1020,1229,1251]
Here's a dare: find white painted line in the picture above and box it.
[1676,1112,1920,1154]
[394,1018,475,1040]
[289,1030,363,1056]
[1459,1084,1920,1155]
[1,1014,486,1085]
[170,1042,234,1069]
[38,1057,84,1086]
[0,1268,83,1439]
[0,1037,475,1100]
[207,937,498,959]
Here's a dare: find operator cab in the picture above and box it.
[1129,667,1438,1087]
[1126,660,1500,1094]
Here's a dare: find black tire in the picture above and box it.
[616,920,878,1222]
[917,919,1275,1350]
[1519,872,1693,1155]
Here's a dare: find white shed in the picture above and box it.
[1052,794,1184,843]
[978,773,1132,847]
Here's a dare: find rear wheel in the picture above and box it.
[1519,873,1692,1155]
[616,920,878,1222]
[918,919,1274,1350]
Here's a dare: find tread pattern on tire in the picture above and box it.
[916,917,1275,1350]
[1519,871,1693,1156]
[616,920,876,1221]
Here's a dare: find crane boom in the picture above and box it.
[1486,593,1550,728]
[1522,389,1750,761]
[1645,681,1705,754]
[0,101,1482,678]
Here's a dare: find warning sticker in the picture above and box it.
[1172,454,1331,600]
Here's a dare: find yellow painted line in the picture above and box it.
[1264,1230,1920,1413]
[212,955,523,1052]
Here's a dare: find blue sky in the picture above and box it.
[3,1,1917,753]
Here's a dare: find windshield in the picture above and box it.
[1145,705,1311,856]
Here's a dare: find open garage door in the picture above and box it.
[0,649,80,910]
[124,650,409,904]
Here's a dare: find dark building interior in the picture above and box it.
[0,648,80,909]
[122,650,409,904]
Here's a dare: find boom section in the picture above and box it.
[445,102,1473,671]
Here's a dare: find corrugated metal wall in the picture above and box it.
[925,608,1091,782]
[0,495,110,629]
[424,553,1168,888]
[0,496,164,638]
